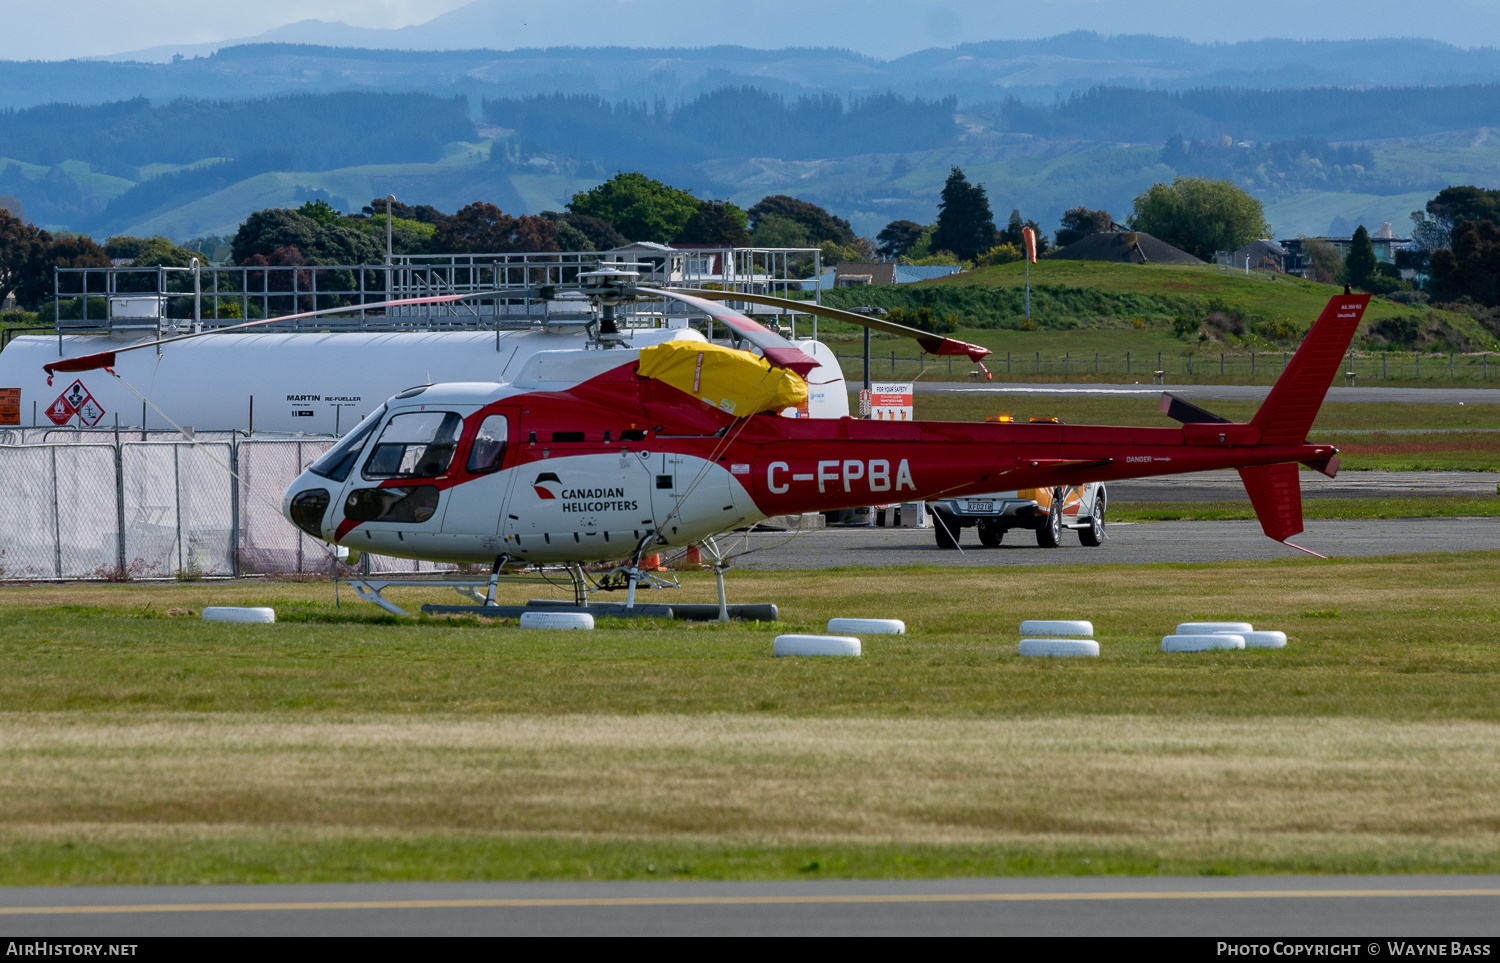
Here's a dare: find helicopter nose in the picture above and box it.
[284,473,332,540]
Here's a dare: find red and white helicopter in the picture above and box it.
[44,270,1366,618]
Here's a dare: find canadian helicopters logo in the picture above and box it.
[532,472,562,500]
[532,472,639,512]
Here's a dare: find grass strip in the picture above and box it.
[5,830,1500,887]
[0,553,1498,718]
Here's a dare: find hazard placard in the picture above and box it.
[0,388,18,426]
[47,379,106,427]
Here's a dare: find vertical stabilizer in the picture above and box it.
[1239,463,1326,557]
[1252,292,1371,445]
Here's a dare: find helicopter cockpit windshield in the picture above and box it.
[308,404,387,482]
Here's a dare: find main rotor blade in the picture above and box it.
[42,290,531,380]
[661,288,993,362]
[649,288,819,376]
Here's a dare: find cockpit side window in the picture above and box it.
[309,404,386,482]
[466,414,508,474]
[362,411,463,480]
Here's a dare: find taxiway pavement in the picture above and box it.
[731,515,1496,568]
[2,876,1496,936]
[1109,468,1498,502]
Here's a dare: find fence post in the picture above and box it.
[1126,351,1130,375]
[1451,353,1455,378]
[230,440,240,578]
[1251,351,1255,376]
[115,439,126,577]
[1035,351,1040,373]
[174,445,183,575]
[1220,353,1224,376]
[1094,352,1099,374]
[1416,353,1420,379]
[1383,354,1387,380]
[51,446,61,579]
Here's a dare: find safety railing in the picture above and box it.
[50,247,823,336]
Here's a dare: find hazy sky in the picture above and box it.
[11,0,1500,60]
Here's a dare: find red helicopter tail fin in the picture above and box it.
[1251,290,1371,446]
[1238,462,1301,542]
[1238,462,1325,556]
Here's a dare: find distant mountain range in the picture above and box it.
[5,32,1500,245]
[8,33,1500,112]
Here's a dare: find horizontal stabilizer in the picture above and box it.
[1159,392,1230,424]
[1238,462,1303,543]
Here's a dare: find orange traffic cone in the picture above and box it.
[685,545,702,566]
[641,553,661,571]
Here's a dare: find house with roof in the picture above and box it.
[1229,239,1286,273]
[1280,223,1411,279]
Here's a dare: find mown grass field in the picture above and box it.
[2,553,1499,884]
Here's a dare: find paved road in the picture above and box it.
[731,516,1496,567]
[2,876,1496,936]
[1109,468,1499,502]
[915,382,1500,405]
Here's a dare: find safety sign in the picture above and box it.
[46,379,106,427]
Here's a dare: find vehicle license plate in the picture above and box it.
[968,501,993,512]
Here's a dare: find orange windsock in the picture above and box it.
[1021,226,1038,264]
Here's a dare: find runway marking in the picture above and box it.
[3,888,1498,915]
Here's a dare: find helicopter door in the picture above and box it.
[338,409,467,555]
[442,408,519,548]
[650,451,734,543]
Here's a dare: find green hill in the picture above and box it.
[814,261,1500,385]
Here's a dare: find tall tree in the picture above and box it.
[13,233,110,310]
[1430,219,1500,306]
[747,195,854,245]
[876,220,924,258]
[1345,224,1378,290]
[676,200,751,246]
[0,209,47,309]
[931,167,996,263]
[232,208,383,265]
[1127,177,1270,261]
[1054,207,1116,247]
[436,203,559,253]
[567,172,700,243]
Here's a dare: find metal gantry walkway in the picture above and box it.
[51,246,824,336]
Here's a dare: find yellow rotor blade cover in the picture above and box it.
[637,340,809,416]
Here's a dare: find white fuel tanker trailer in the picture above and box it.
[0,328,850,435]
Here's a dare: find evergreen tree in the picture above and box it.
[931,167,996,263]
[1001,209,1025,247]
[747,195,854,245]
[876,219,925,258]
[677,200,751,246]
[1345,224,1378,290]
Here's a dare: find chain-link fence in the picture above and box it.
[0,436,451,580]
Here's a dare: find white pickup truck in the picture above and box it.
[927,483,1108,549]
